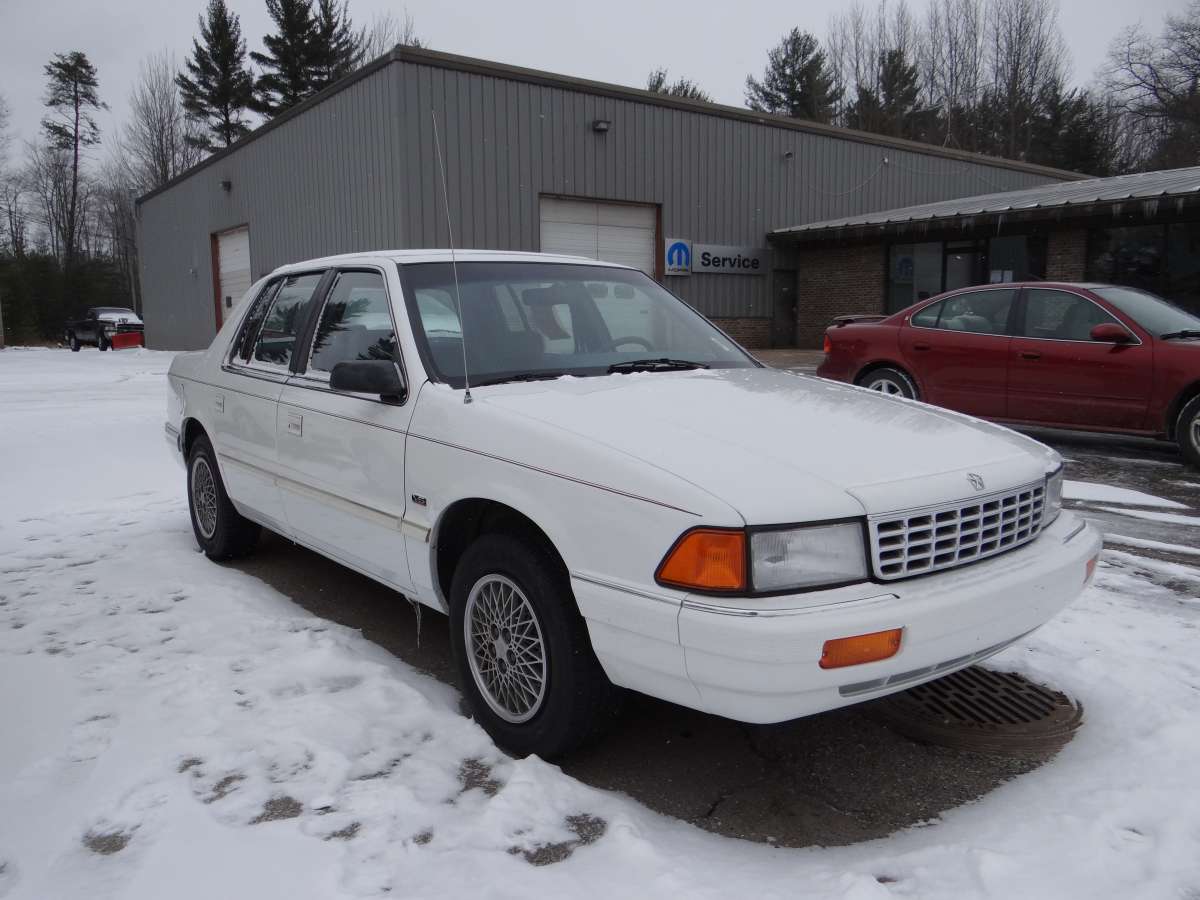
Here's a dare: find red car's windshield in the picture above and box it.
[1092,287,1200,338]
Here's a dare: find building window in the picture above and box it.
[887,242,942,312]
[944,240,986,292]
[1086,225,1165,295]
[1166,222,1200,314]
[988,234,1046,282]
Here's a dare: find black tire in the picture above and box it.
[1177,395,1200,470]
[858,366,919,400]
[186,435,260,560]
[98,333,109,351]
[68,332,80,352]
[449,532,620,759]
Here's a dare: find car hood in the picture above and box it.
[472,368,1057,522]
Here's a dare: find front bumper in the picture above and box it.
[574,511,1099,724]
[678,511,1099,722]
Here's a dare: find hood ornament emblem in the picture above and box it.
[968,473,986,492]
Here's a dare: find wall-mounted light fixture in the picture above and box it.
[783,150,795,160]
[220,179,232,192]
[592,119,611,133]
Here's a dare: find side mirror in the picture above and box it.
[1090,323,1133,343]
[329,360,406,402]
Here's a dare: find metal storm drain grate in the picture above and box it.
[865,665,1083,757]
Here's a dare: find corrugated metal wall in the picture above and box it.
[138,54,1063,349]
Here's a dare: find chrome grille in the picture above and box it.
[869,481,1045,580]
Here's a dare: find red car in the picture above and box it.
[817,282,1200,467]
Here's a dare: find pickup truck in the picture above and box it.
[65,307,144,351]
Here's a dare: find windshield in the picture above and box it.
[400,262,756,387]
[1092,286,1200,338]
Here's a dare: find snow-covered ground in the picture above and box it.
[2,348,1200,900]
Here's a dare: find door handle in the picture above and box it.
[1018,351,1041,360]
[913,342,931,351]
[286,411,303,436]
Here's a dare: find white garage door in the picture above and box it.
[216,226,252,325]
[539,198,656,275]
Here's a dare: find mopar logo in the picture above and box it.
[968,473,986,492]
[665,239,692,275]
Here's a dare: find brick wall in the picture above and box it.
[1045,227,1087,281]
[710,316,771,349]
[794,244,886,348]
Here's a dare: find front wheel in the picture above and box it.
[186,435,260,559]
[1177,395,1200,469]
[858,366,918,400]
[449,533,620,758]
[98,333,109,351]
[68,332,80,352]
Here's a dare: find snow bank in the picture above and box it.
[2,349,1199,899]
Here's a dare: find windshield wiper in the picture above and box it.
[472,371,569,387]
[1159,329,1200,340]
[607,358,710,373]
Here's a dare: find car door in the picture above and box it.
[1007,287,1153,430]
[275,267,417,590]
[214,270,327,533]
[898,287,1017,418]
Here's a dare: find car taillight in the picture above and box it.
[823,335,832,355]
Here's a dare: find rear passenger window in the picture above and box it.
[252,272,324,367]
[230,279,280,362]
[936,290,1015,335]
[308,271,396,373]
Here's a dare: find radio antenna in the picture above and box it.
[431,108,472,404]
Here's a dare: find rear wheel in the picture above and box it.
[68,332,80,352]
[449,533,620,759]
[186,435,260,559]
[1177,395,1200,469]
[858,366,918,400]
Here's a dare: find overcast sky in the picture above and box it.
[0,0,1187,154]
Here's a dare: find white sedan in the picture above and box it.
[165,250,1101,758]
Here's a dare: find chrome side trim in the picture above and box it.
[570,572,682,606]
[409,433,701,517]
[682,592,898,618]
[217,450,405,530]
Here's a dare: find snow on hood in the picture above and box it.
[471,368,1058,522]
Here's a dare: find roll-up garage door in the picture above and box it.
[215,226,252,326]
[539,198,656,275]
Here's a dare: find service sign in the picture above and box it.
[664,239,767,275]
[693,243,767,274]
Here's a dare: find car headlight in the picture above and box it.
[750,522,869,592]
[1044,466,1064,525]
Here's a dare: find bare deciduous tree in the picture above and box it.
[357,9,424,63]
[122,51,205,195]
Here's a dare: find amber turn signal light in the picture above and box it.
[1085,555,1098,584]
[657,528,747,592]
[822,334,832,354]
[819,628,903,669]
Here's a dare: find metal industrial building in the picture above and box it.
[136,46,1079,350]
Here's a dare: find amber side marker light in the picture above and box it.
[822,335,832,354]
[819,628,904,669]
[1085,555,1099,584]
[657,529,747,592]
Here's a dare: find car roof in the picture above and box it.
[270,249,635,274]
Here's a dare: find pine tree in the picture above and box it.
[41,51,106,268]
[251,0,320,117]
[310,0,360,90]
[846,49,925,140]
[745,29,841,123]
[177,0,255,149]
